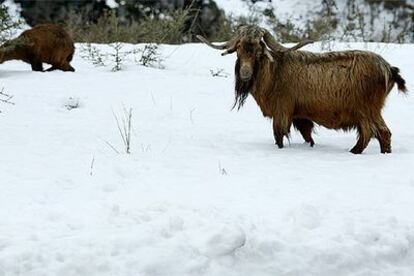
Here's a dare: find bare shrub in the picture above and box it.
[109,42,126,72]
[114,107,133,154]
[80,43,105,66]
[105,107,133,154]
[210,68,229,78]
[0,87,14,113]
[81,41,164,71]
[136,44,163,68]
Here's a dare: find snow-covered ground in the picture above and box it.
[0,42,413,276]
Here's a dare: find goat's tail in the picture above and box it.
[391,66,407,93]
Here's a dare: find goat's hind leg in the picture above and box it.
[47,57,75,72]
[350,121,374,154]
[30,61,43,72]
[374,117,392,154]
[59,63,75,72]
[46,63,75,72]
[293,118,315,147]
[45,65,57,72]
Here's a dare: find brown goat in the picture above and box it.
[0,24,75,72]
[197,25,407,154]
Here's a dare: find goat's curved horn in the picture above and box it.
[285,39,314,51]
[196,35,229,50]
[221,42,239,56]
[263,47,274,62]
[262,30,288,52]
[263,29,313,53]
[196,34,241,55]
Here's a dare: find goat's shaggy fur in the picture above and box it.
[236,48,407,153]
[199,25,407,154]
[0,24,75,72]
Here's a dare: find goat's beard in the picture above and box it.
[233,58,256,110]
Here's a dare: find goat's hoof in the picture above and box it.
[350,147,363,154]
[309,140,315,147]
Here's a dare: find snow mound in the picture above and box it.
[194,224,246,257]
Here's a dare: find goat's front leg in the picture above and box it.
[273,116,291,149]
[31,60,43,72]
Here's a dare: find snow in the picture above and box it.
[215,0,319,24]
[0,42,413,276]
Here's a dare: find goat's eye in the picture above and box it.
[244,44,254,53]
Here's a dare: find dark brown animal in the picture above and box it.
[0,24,75,72]
[197,25,407,154]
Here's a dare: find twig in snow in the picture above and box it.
[0,88,15,113]
[150,92,157,107]
[162,135,172,153]
[0,88,15,105]
[90,156,95,176]
[218,162,228,176]
[210,68,229,78]
[101,138,120,154]
[189,108,196,124]
[113,106,133,154]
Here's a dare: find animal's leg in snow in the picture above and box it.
[59,63,75,72]
[293,118,315,147]
[47,63,75,72]
[350,121,373,154]
[273,117,290,149]
[45,66,57,71]
[374,116,392,154]
[31,60,43,71]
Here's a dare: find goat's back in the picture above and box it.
[21,24,74,65]
[259,50,398,129]
[282,50,393,100]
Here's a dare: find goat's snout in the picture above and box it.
[240,64,253,81]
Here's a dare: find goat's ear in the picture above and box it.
[260,41,274,62]
[221,48,237,56]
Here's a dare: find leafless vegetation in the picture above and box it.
[80,43,105,66]
[0,87,15,113]
[210,68,229,78]
[136,44,162,68]
[111,107,133,154]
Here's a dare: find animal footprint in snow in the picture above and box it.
[64,97,81,110]
[199,225,246,257]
